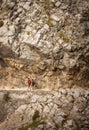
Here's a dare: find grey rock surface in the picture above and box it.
[0,0,89,89]
[0,1,89,129]
[0,88,89,130]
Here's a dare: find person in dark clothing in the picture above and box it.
[31,79,38,89]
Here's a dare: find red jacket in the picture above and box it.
[27,79,31,85]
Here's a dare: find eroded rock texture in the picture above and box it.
[0,1,89,129]
[0,0,89,89]
[0,88,89,130]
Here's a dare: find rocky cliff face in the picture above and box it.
[0,1,89,130]
[0,0,89,89]
[0,88,89,130]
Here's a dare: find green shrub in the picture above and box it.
[32,110,40,121]
[18,120,46,130]
[18,110,46,130]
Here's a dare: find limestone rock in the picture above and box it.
[0,0,89,88]
[0,88,89,130]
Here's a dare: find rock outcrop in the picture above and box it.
[0,1,89,129]
[0,0,89,89]
[0,88,89,130]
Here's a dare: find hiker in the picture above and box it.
[27,78,31,90]
[31,79,38,89]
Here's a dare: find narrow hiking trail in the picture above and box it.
[0,0,89,129]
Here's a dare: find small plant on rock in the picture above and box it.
[18,110,46,130]
[32,110,40,121]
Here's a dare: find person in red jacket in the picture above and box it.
[27,78,31,89]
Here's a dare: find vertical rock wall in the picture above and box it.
[0,0,89,88]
